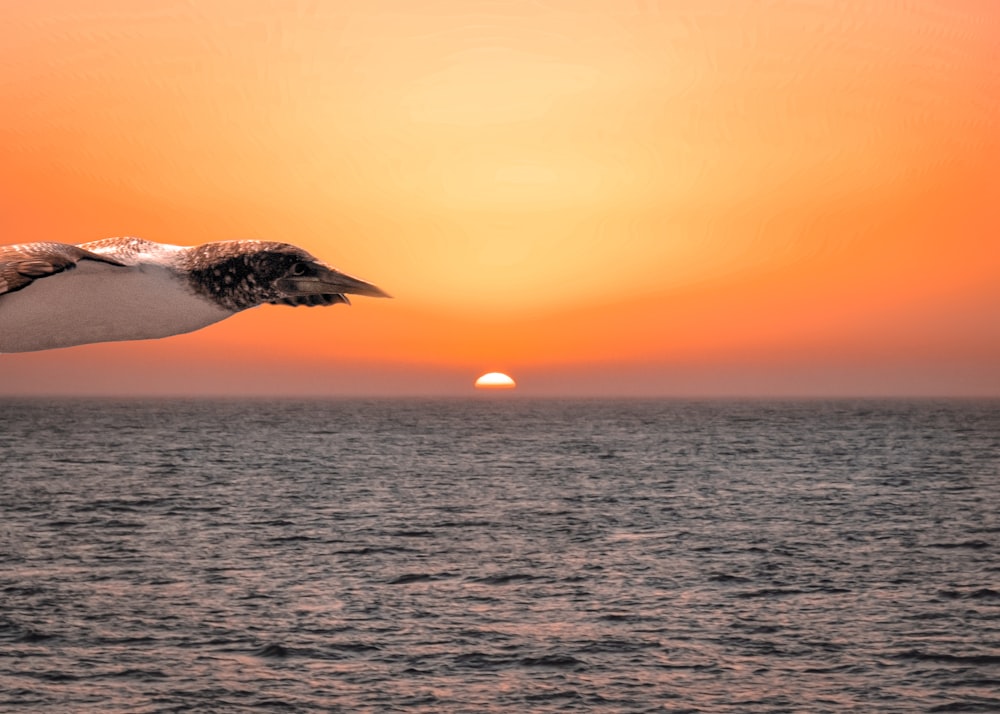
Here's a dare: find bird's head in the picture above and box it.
[186,241,390,311]
[265,247,390,307]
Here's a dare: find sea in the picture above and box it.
[0,398,997,712]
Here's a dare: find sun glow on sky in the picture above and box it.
[1,1,998,396]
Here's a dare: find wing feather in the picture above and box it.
[0,242,127,297]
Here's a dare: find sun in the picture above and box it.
[474,372,516,390]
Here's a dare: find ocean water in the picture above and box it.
[0,398,997,712]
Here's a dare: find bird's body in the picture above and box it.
[0,237,387,353]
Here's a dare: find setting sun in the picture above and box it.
[474,372,516,390]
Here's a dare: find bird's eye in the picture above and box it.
[290,262,309,276]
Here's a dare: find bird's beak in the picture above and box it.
[277,264,391,305]
[314,265,391,299]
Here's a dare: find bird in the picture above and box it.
[0,237,389,353]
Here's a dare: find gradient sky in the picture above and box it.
[1,0,998,396]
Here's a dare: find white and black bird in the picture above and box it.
[0,237,389,353]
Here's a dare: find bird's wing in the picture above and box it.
[0,242,128,297]
[78,236,180,263]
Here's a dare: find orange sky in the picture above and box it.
[1,0,998,396]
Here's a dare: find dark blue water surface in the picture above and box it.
[1,399,998,712]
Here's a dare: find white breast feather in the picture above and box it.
[0,260,233,352]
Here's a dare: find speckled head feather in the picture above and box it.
[182,241,305,311]
[181,241,382,311]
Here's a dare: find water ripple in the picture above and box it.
[1,398,997,711]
